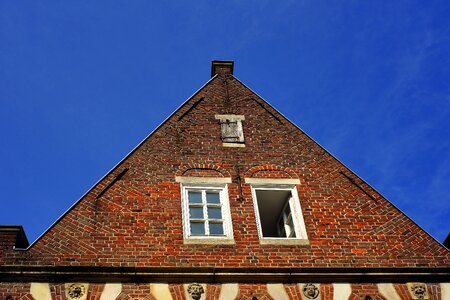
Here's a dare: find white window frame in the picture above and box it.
[178,178,234,241]
[250,183,308,242]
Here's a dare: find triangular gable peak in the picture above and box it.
[3,61,449,272]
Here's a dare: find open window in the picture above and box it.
[251,185,308,242]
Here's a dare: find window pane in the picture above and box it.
[190,222,205,235]
[207,207,222,219]
[209,223,224,235]
[206,192,220,204]
[188,191,202,203]
[286,217,296,238]
[284,203,291,215]
[189,207,204,219]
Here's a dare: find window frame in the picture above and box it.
[250,183,308,242]
[180,181,234,241]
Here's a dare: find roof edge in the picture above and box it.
[18,75,218,250]
[231,74,450,254]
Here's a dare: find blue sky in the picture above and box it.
[1,1,449,244]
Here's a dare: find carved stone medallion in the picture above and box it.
[407,283,429,300]
[65,283,89,300]
[299,283,320,300]
[186,283,205,300]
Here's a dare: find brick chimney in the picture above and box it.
[211,60,234,77]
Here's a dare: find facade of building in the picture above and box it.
[1,61,449,299]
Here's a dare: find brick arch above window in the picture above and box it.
[244,165,299,180]
[176,163,231,178]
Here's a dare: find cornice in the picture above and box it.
[1,266,449,283]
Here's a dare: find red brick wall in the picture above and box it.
[1,72,449,269]
[0,232,18,257]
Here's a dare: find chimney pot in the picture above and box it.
[211,60,234,77]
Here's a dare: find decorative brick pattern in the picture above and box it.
[237,283,274,300]
[320,284,333,300]
[176,163,231,177]
[245,165,299,179]
[348,284,384,300]
[0,282,31,300]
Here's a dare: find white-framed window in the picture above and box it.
[178,178,233,241]
[250,182,308,241]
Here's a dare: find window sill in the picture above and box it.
[222,142,245,148]
[259,238,309,245]
[183,238,235,245]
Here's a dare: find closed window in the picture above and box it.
[181,184,233,239]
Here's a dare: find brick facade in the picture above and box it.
[1,61,449,299]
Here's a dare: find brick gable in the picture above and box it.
[2,63,449,272]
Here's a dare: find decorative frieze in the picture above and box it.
[21,281,448,300]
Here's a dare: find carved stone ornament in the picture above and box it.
[302,284,320,299]
[407,283,429,300]
[187,283,205,300]
[65,283,88,300]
